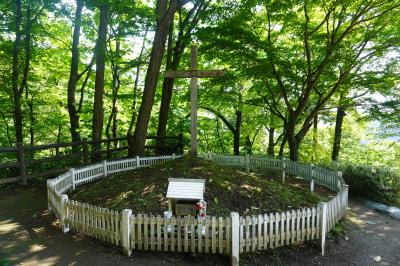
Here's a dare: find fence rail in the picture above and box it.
[0,135,183,185]
[47,153,348,266]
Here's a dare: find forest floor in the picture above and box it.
[1,186,400,266]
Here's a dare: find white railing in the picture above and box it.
[47,153,348,266]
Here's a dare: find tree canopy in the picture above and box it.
[0,0,399,171]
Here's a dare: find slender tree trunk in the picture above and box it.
[313,114,318,161]
[91,4,109,161]
[286,119,299,161]
[23,8,33,146]
[0,112,12,145]
[27,99,34,145]
[278,132,287,157]
[127,26,148,136]
[56,118,62,155]
[106,39,120,148]
[233,110,242,155]
[129,0,179,156]
[215,118,226,154]
[267,127,275,156]
[332,106,346,162]
[244,136,252,155]
[67,0,84,144]
[12,0,23,143]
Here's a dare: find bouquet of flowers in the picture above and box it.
[195,200,207,220]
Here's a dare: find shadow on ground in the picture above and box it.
[1,186,399,265]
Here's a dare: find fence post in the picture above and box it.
[230,212,240,266]
[172,153,176,159]
[245,154,249,173]
[136,156,140,168]
[82,138,89,164]
[122,209,132,256]
[103,160,108,177]
[71,168,76,190]
[310,164,315,192]
[319,202,327,255]
[337,171,343,190]
[16,142,27,186]
[282,157,286,184]
[60,194,70,233]
[47,180,52,210]
[208,152,211,160]
[343,184,349,219]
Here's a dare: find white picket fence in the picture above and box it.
[47,153,348,266]
[129,214,231,254]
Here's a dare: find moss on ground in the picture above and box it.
[69,156,326,216]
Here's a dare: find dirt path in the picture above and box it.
[1,186,399,266]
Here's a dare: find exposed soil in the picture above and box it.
[1,186,400,265]
[69,156,326,216]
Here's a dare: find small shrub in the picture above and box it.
[327,162,400,206]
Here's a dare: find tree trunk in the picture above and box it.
[106,39,120,148]
[23,7,33,146]
[313,114,318,161]
[155,2,204,152]
[215,118,226,154]
[129,0,179,156]
[233,110,242,155]
[127,26,148,136]
[0,111,12,145]
[67,0,84,144]
[155,25,175,154]
[278,133,287,157]
[91,4,108,161]
[267,127,275,156]
[12,0,23,143]
[331,106,345,162]
[286,119,299,161]
[244,136,252,155]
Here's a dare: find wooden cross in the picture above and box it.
[164,45,224,156]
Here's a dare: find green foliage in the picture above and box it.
[329,162,400,206]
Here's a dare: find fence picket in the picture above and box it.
[269,213,274,249]
[286,211,290,245]
[164,217,169,252]
[263,214,269,249]
[219,217,223,254]
[280,212,285,247]
[157,215,162,251]
[144,214,149,250]
[245,216,250,252]
[212,217,217,253]
[258,215,263,249]
[150,215,155,250]
[191,217,196,252]
[275,212,280,247]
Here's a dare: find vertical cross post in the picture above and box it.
[190,45,198,157]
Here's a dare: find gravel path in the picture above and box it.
[1,186,399,265]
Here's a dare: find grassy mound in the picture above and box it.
[69,156,326,216]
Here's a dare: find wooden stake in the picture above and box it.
[190,45,198,157]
